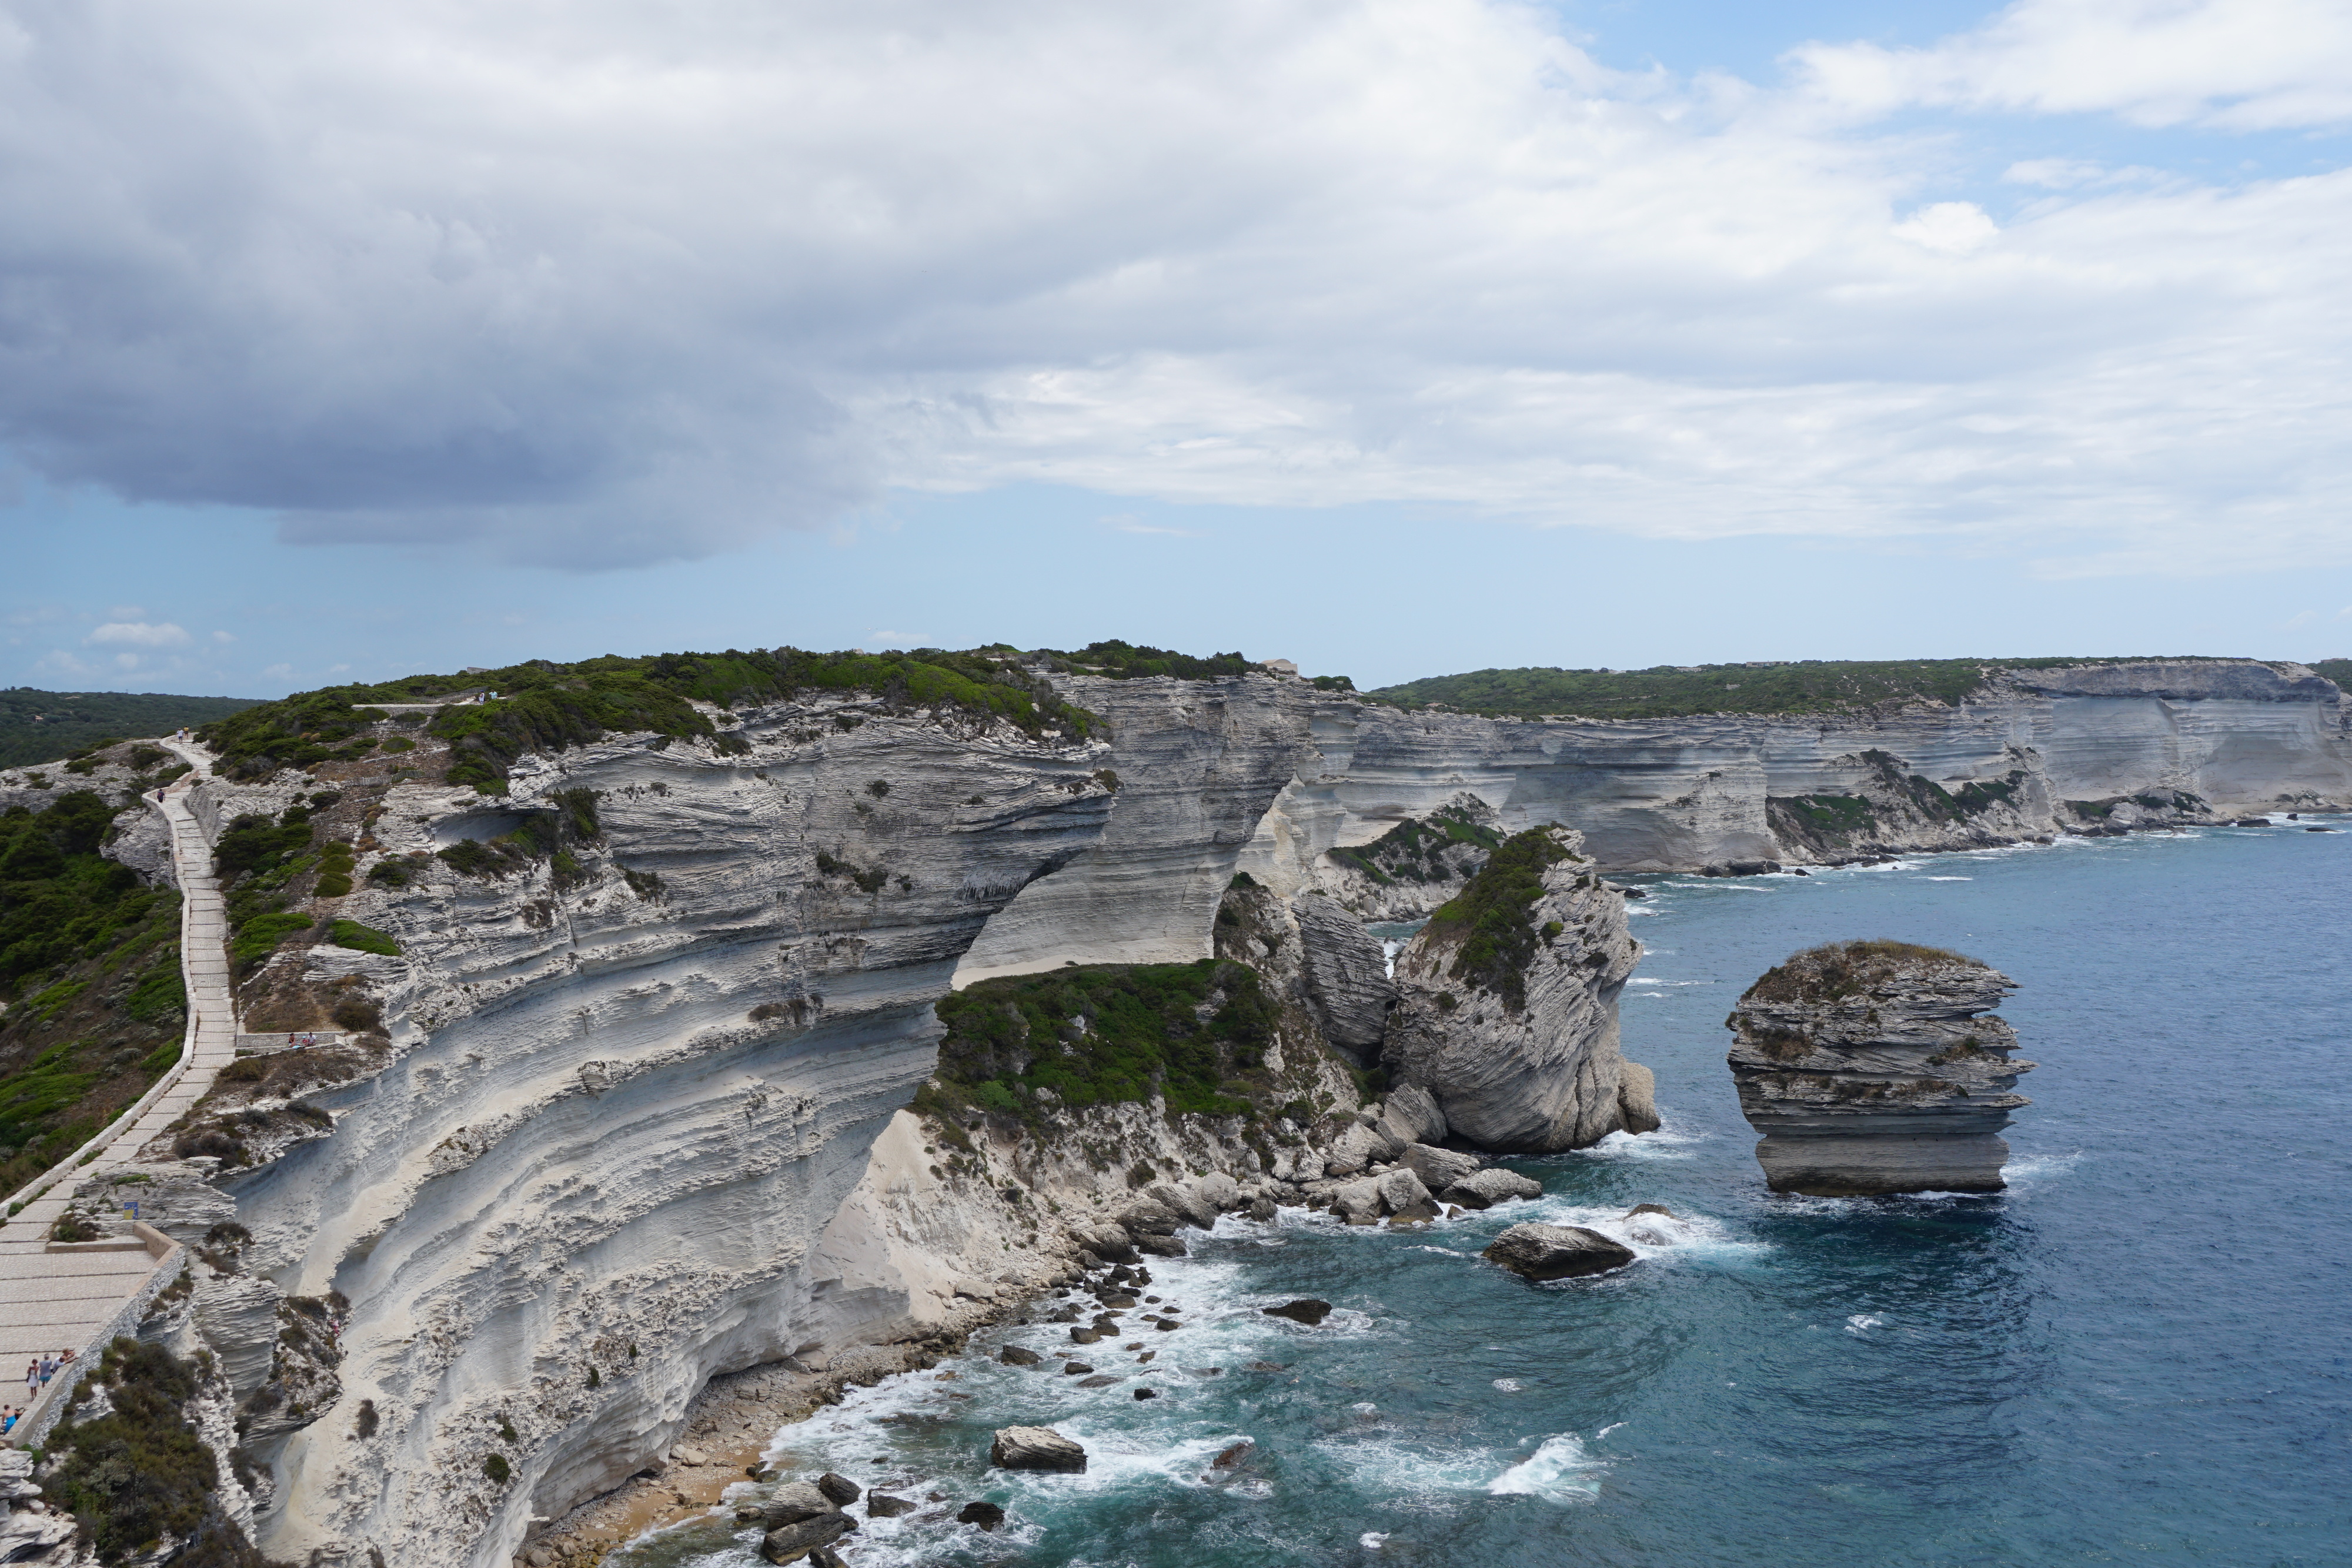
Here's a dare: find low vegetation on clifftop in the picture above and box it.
[0,688,260,770]
[1368,656,2300,720]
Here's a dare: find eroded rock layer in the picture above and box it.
[122,696,1117,1568]
[1726,941,2032,1195]
[1382,825,1652,1152]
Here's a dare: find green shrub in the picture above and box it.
[1037,640,1258,681]
[328,920,400,957]
[125,952,186,1024]
[1418,825,1583,1012]
[228,911,313,969]
[366,858,411,888]
[437,838,523,878]
[551,787,602,840]
[1742,940,1983,1005]
[931,959,1269,1120]
[483,1454,510,1485]
[213,813,313,881]
[202,646,1096,793]
[45,1338,273,1565]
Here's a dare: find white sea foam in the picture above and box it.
[1492,1378,1525,1392]
[1570,1125,1704,1162]
[1486,1434,1606,1501]
[1595,1422,1626,1440]
[1521,1196,1768,1265]
[2002,1151,2083,1186]
[1846,1313,1884,1334]
[1360,1532,1390,1549]
[1922,875,1973,881]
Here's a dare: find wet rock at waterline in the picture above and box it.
[1484,1222,1638,1281]
[1262,1298,1334,1326]
[865,1494,916,1518]
[991,1425,1089,1473]
[1726,940,2034,1195]
[1440,1166,1543,1210]
[760,1511,853,1564]
[998,1345,1043,1366]
[747,1483,839,1527]
[956,1500,1006,1530]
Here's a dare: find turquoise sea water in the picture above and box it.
[619,821,2351,1567]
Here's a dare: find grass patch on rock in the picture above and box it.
[1416,824,1582,1013]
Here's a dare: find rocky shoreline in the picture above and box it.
[522,1126,1578,1568]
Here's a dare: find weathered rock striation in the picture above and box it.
[98,692,1120,1568]
[1726,940,2033,1195]
[1227,659,2352,887]
[1382,825,1653,1152]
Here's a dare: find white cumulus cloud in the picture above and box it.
[86,620,191,647]
[1793,0,2352,130]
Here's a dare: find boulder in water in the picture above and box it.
[999,1345,1042,1366]
[815,1473,861,1506]
[1261,1298,1333,1326]
[760,1512,853,1564]
[990,1426,1088,1473]
[956,1500,1006,1530]
[1402,1142,1482,1191]
[756,1483,838,1527]
[1483,1222,1637,1281]
[1441,1168,1542,1210]
[865,1494,915,1518]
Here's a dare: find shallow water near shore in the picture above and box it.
[614,820,2352,1567]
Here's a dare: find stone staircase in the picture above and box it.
[0,740,232,1446]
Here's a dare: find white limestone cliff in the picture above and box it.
[129,694,1115,1568]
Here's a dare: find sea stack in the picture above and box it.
[1726,940,2032,1195]
[1382,824,1658,1151]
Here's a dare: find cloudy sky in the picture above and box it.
[5,0,2350,696]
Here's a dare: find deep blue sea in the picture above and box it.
[619,821,2351,1568]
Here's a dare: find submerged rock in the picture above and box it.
[991,1425,1088,1473]
[1382,825,1656,1152]
[1483,1222,1637,1281]
[1726,940,2034,1195]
